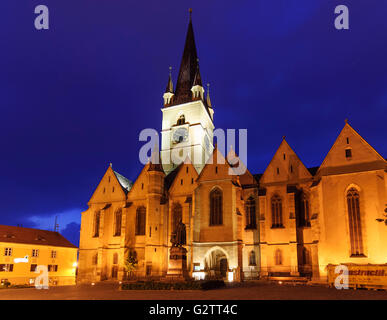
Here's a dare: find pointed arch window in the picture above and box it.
[210,188,223,226]
[135,206,146,236]
[271,195,283,228]
[172,203,182,233]
[245,197,257,229]
[93,211,100,237]
[297,191,311,227]
[114,209,122,237]
[347,188,364,256]
[275,249,283,265]
[249,250,257,266]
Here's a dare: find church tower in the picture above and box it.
[161,10,214,175]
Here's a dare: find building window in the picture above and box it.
[93,211,100,237]
[277,168,279,175]
[274,249,283,265]
[172,203,182,232]
[210,188,223,225]
[32,249,39,257]
[177,115,185,126]
[271,195,283,228]
[48,265,58,272]
[0,264,14,272]
[297,191,311,227]
[30,264,37,272]
[4,248,12,257]
[245,197,256,229]
[114,209,122,237]
[113,253,118,265]
[346,137,349,144]
[51,250,57,259]
[347,188,364,256]
[345,149,352,158]
[135,206,146,235]
[249,251,257,266]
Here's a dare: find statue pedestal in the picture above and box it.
[165,246,189,281]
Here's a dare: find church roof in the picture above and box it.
[113,170,132,194]
[0,225,77,248]
[165,11,212,115]
[173,14,199,105]
[164,164,183,190]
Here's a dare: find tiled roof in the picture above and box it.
[113,171,132,194]
[0,225,77,248]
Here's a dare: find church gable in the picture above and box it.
[168,159,198,195]
[260,138,312,184]
[197,146,235,183]
[88,165,128,204]
[126,163,151,200]
[318,122,385,174]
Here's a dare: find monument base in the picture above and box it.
[164,246,189,281]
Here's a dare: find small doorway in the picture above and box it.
[219,258,228,277]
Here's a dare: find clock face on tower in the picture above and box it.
[173,127,188,144]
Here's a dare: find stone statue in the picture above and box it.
[171,219,186,247]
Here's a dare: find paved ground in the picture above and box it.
[0,281,386,300]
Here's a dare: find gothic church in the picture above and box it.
[78,14,387,283]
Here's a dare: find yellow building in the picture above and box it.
[78,14,386,283]
[0,225,78,286]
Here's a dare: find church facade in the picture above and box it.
[77,15,386,283]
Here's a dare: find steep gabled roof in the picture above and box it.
[260,138,312,184]
[317,121,386,175]
[0,225,77,248]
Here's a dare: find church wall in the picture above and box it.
[316,169,387,279]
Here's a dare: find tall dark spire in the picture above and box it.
[173,9,200,105]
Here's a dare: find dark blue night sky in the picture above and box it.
[1,1,386,246]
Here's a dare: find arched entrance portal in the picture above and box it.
[204,247,229,279]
